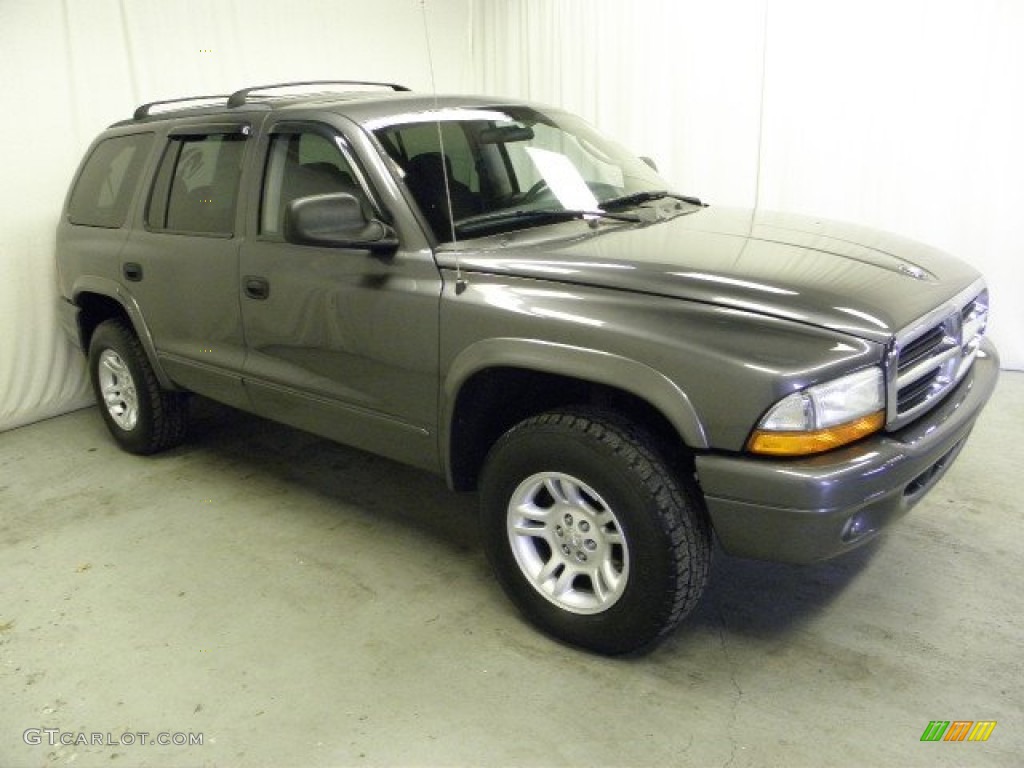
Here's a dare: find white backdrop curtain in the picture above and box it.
[0,0,472,432]
[2,0,1021,433]
[471,0,1024,371]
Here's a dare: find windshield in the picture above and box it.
[372,106,671,242]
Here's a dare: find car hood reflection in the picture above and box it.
[441,206,982,343]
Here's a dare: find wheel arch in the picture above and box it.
[442,338,709,491]
[71,276,177,390]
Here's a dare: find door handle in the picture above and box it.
[244,275,270,300]
[123,262,143,282]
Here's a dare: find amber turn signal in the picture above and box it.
[747,411,885,457]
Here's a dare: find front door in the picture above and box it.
[238,122,443,471]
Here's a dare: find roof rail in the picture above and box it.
[133,95,230,121]
[227,80,411,108]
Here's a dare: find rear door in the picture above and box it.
[238,120,443,471]
[121,121,253,408]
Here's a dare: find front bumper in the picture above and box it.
[695,338,999,564]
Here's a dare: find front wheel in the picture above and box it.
[480,409,711,655]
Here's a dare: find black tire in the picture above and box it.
[479,408,711,655]
[88,319,188,455]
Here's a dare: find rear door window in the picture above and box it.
[147,132,247,236]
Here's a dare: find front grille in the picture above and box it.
[897,368,942,413]
[887,281,988,430]
[898,325,945,371]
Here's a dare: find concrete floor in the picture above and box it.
[1,374,1022,768]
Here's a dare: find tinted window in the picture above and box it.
[377,121,478,191]
[375,122,482,239]
[147,134,245,235]
[372,107,666,242]
[260,131,370,236]
[68,133,153,227]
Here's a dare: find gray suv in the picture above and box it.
[56,80,999,654]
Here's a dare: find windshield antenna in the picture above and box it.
[420,0,466,294]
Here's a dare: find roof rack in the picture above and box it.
[133,95,231,120]
[227,80,411,108]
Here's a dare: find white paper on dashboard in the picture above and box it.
[524,147,601,212]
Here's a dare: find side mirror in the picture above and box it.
[639,156,659,172]
[284,193,399,252]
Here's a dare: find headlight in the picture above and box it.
[747,367,885,456]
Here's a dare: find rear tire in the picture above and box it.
[88,319,188,455]
[480,408,711,655]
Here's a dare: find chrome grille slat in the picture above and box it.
[886,280,988,431]
[897,345,960,387]
[898,372,940,409]
[898,326,945,372]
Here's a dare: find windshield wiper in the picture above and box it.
[601,190,704,210]
[455,208,641,237]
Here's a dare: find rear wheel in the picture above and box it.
[88,319,188,454]
[480,409,711,655]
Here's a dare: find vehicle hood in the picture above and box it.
[444,206,983,343]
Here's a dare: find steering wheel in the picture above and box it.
[520,178,551,204]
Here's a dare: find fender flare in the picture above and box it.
[71,276,177,390]
[442,337,709,472]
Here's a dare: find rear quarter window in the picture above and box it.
[68,133,154,228]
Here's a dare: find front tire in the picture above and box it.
[88,319,188,455]
[480,409,711,655]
